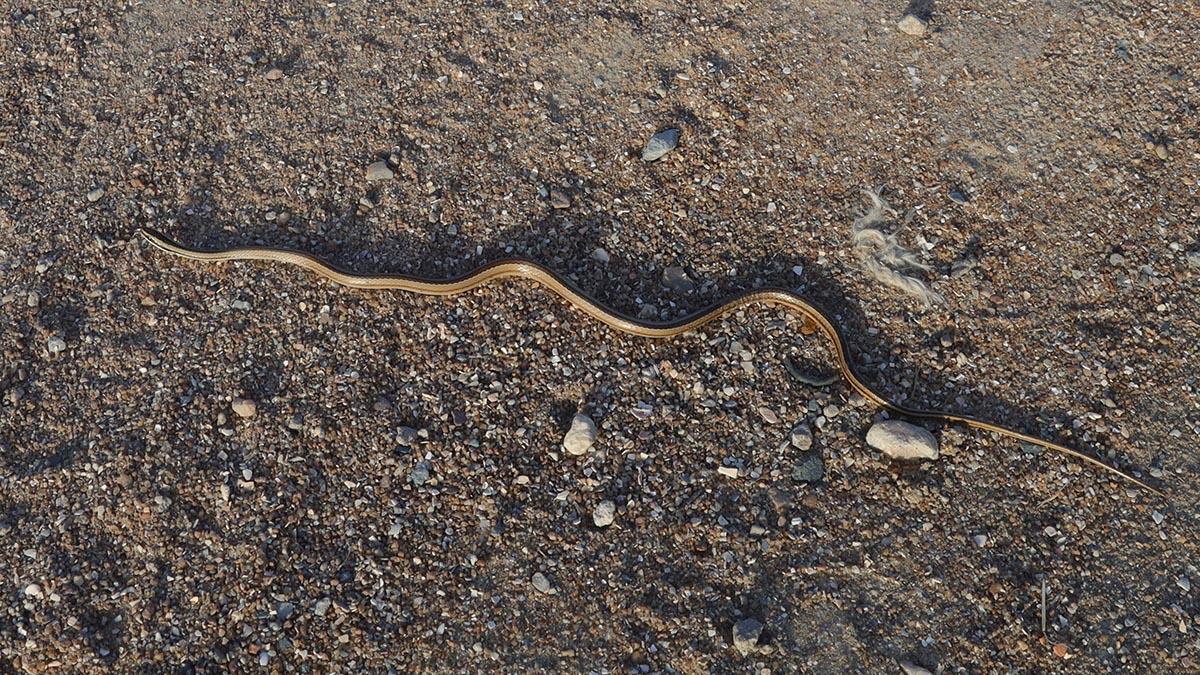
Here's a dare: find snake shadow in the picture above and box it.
[146,188,1167,499]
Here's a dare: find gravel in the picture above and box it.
[1,1,1195,672]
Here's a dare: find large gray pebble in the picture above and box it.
[732,618,764,655]
[641,129,680,162]
[866,420,939,460]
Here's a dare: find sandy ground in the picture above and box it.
[1,0,1198,673]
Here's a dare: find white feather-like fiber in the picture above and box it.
[850,189,944,305]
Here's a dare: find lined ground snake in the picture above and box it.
[139,226,1162,496]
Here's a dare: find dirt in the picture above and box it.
[1,0,1197,673]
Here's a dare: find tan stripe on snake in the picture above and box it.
[140,227,1162,497]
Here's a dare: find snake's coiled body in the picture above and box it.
[139,227,1160,496]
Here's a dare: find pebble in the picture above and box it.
[286,414,304,431]
[1153,143,1168,160]
[365,161,394,181]
[789,424,814,450]
[897,15,927,37]
[866,420,939,460]
[1109,252,1126,267]
[641,128,680,162]
[949,190,968,205]
[23,583,43,598]
[899,662,934,675]
[757,406,780,425]
[791,452,824,483]
[313,598,331,617]
[397,426,419,446]
[562,414,597,456]
[86,187,105,202]
[549,189,571,209]
[593,500,616,527]
[662,266,696,293]
[46,336,66,355]
[1179,576,1191,592]
[717,466,740,478]
[531,572,552,594]
[972,534,988,547]
[265,67,285,80]
[732,618,764,655]
[592,248,610,263]
[276,602,294,620]
[231,398,257,418]
[410,460,432,486]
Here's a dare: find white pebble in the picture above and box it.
[593,500,616,527]
[562,414,597,456]
[866,420,938,460]
[231,398,257,418]
[46,337,66,355]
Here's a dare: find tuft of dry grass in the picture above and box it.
[850,189,944,305]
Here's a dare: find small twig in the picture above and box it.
[1040,578,1048,636]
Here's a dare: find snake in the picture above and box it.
[139,226,1162,497]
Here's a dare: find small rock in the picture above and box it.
[531,572,552,594]
[641,128,680,162]
[1153,143,1168,160]
[789,424,814,450]
[897,14,927,37]
[717,466,740,478]
[732,618,764,655]
[972,534,988,547]
[86,187,105,202]
[562,414,598,456]
[549,189,571,209]
[276,602,294,620]
[592,248,610,263]
[899,661,934,675]
[313,598,332,617]
[791,452,824,483]
[365,161,394,181]
[1152,511,1164,525]
[286,415,304,431]
[397,426,419,446]
[265,67,285,80]
[410,460,432,486]
[949,190,968,205]
[1179,576,1191,592]
[231,398,257,418]
[866,420,939,460]
[1187,252,1200,268]
[1109,252,1126,267]
[757,406,780,425]
[593,500,616,527]
[23,583,43,598]
[46,336,66,355]
[662,266,695,293]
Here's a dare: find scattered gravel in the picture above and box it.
[2,1,1194,671]
[866,420,940,460]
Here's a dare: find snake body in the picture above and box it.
[139,226,1160,496]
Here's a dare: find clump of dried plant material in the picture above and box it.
[850,188,944,305]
